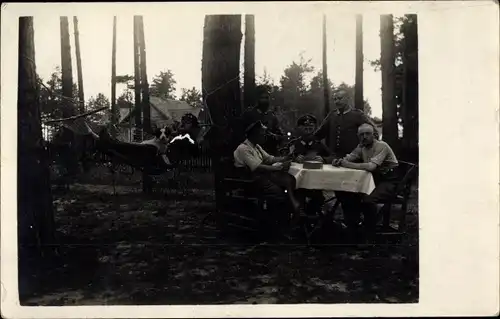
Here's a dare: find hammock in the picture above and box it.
[56,116,201,173]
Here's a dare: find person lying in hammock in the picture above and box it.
[64,116,200,170]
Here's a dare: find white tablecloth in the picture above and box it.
[288,163,376,195]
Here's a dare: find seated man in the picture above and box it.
[234,121,301,220]
[333,123,399,237]
[291,114,333,215]
[292,114,333,163]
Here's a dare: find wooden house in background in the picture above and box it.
[118,96,202,142]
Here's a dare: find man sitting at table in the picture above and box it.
[291,114,333,215]
[292,114,333,164]
[234,121,301,220]
[333,123,399,238]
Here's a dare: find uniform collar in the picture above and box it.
[336,106,352,115]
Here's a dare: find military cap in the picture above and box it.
[297,114,318,126]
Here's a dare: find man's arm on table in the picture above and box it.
[340,160,377,172]
[235,146,285,173]
[258,145,291,164]
[340,144,389,172]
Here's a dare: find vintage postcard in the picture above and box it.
[1,1,499,318]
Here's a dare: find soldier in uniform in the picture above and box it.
[290,114,333,216]
[291,114,333,163]
[314,89,377,159]
[242,85,285,155]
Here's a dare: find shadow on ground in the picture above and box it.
[20,176,418,305]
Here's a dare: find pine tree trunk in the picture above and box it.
[202,15,242,209]
[243,14,255,111]
[73,16,85,113]
[137,16,152,193]
[380,15,399,150]
[322,15,331,147]
[402,14,419,162]
[111,16,117,136]
[60,16,79,175]
[138,16,151,134]
[60,17,74,117]
[354,14,364,111]
[133,16,142,142]
[202,14,242,143]
[18,17,56,296]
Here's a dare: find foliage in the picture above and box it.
[86,93,111,125]
[369,15,417,119]
[180,87,203,109]
[150,70,177,99]
[257,55,374,133]
[39,67,79,120]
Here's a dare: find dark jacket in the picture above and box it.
[315,108,375,158]
[292,135,332,159]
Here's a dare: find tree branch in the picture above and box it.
[43,106,108,124]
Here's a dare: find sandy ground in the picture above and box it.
[19,170,418,305]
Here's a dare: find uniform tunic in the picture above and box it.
[315,108,375,158]
[291,135,332,160]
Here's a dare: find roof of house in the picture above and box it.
[119,96,201,125]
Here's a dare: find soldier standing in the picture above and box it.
[242,85,285,155]
[314,89,377,159]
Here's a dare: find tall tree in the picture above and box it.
[401,14,418,160]
[202,14,242,137]
[110,16,118,136]
[150,70,177,99]
[380,14,398,149]
[137,15,152,192]
[322,14,331,146]
[137,16,151,134]
[18,17,56,280]
[243,14,256,110]
[202,14,242,209]
[60,16,75,117]
[73,16,85,113]
[59,17,81,175]
[369,15,419,159]
[133,16,142,141]
[354,14,364,111]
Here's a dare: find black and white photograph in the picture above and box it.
[1,1,499,318]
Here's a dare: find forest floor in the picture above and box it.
[19,170,419,305]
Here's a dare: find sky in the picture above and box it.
[33,10,384,117]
